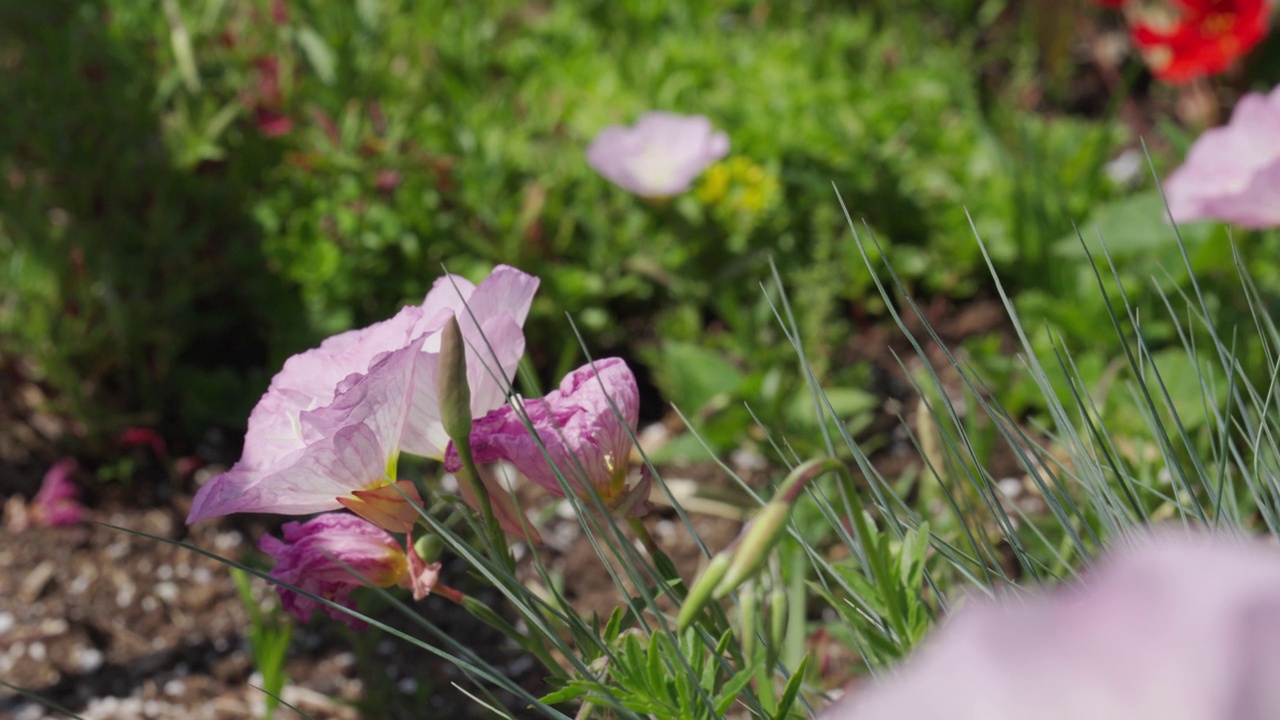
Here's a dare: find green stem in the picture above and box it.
[435,583,562,677]
[454,436,509,568]
[628,517,659,556]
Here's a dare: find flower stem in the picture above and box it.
[453,437,510,568]
[435,583,562,677]
[628,516,660,556]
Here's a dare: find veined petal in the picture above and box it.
[446,358,641,511]
[189,336,427,523]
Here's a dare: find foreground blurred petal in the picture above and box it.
[824,531,1280,720]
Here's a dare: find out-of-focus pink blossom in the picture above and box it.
[586,112,729,198]
[118,427,168,457]
[249,56,292,138]
[822,532,1280,720]
[187,266,539,532]
[445,358,649,516]
[30,459,85,528]
[259,513,441,628]
[1165,84,1280,228]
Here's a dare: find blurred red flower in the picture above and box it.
[1130,0,1271,83]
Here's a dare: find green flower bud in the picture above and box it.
[413,533,445,564]
[677,552,732,633]
[438,315,473,443]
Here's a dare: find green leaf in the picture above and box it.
[772,654,810,720]
[714,667,756,717]
[539,683,586,705]
[653,341,745,413]
[296,27,337,85]
[1052,191,1213,259]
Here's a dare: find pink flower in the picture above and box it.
[31,459,85,527]
[823,532,1280,720]
[445,358,649,516]
[1165,84,1280,229]
[586,112,730,198]
[258,513,441,628]
[187,266,538,532]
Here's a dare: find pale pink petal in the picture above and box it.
[189,336,426,522]
[825,532,1280,720]
[188,265,538,524]
[1166,84,1280,229]
[587,112,730,198]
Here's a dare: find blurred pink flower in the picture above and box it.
[29,458,85,527]
[586,112,729,198]
[823,532,1280,720]
[187,265,539,532]
[1165,84,1280,228]
[259,513,441,628]
[118,427,168,457]
[445,358,649,516]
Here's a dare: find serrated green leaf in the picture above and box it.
[772,654,810,720]
[714,667,756,716]
[539,683,587,705]
[603,606,625,642]
[646,633,666,697]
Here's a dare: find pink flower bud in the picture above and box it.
[258,513,441,628]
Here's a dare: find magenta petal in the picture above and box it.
[31,458,85,527]
[259,513,409,628]
[827,532,1280,720]
[447,358,640,506]
[586,111,730,198]
[1165,84,1280,229]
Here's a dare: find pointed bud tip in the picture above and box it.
[438,314,473,443]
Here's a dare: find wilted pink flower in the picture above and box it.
[1165,84,1280,228]
[586,112,729,198]
[445,358,649,516]
[259,513,441,628]
[30,459,85,527]
[187,265,538,532]
[823,532,1280,720]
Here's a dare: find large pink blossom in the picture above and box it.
[586,112,729,198]
[187,266,538,531]
[258,513,441,628]
[1165,84,1280,228]
[445,358,648,515]
[823,532,1280,720]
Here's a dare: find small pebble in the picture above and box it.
[77,647,104,672]
[154,581,179,603]
[397,677,418,694]
[28,641,46,662]
[996,477,1023,499]
[0,611,15,634]
[164,678,185,697]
